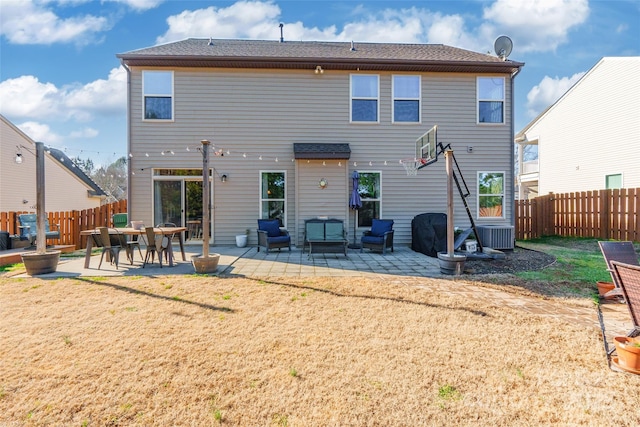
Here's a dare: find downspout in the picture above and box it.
[510,66,522,228]
[121,60,132,214]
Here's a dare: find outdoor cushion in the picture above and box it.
[306,222,325,240]
[362,235,384,245]
[370,219,394,237]
[267,235,290,244]
[258,219,281,237]
[325,222,344,240]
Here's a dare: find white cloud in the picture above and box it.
[109,0,164,12]
[0,67,127,122]
[69,127,99,138]
[0,76,60,118]
[155,1,461,46]
[482,0,590,53]
[157,1,282,43]
[64,67,127,119]
[526,72,586,118]
[0,0,111,45]
[16,121,63,144]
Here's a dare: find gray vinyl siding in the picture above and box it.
[128,67,515,245]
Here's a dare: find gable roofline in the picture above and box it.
[516,57,638,140]
[44,146,107,197]
[118,38,523,74]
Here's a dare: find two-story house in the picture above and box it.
[516,56,640,199]
[117,38,523,246]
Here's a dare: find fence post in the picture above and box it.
[600,189,610,240]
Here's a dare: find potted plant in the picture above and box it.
[614,336,640,372]
[236,229,250,248]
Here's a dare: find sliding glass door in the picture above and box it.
[153,169,212,242]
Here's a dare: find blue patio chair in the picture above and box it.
[361,219,394,254]
[257,219,291,253]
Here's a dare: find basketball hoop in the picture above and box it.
[400,158,427,176]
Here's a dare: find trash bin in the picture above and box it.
[0,231,9,251]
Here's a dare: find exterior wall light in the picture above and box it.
[221,174,228,183]
[315,65,324,74]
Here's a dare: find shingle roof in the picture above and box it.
[118,39,523,74]
[293,143,351,159]
[45,147,106,197]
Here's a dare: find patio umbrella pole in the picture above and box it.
[348,171,361,249]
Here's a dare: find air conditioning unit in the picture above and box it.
[476,225,515,250]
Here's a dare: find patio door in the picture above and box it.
[153,170,212,243]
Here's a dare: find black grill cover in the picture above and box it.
[411,213,447,257]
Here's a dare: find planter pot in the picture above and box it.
[597,281,615,297]
[235,234,248,248]
[191,254,220,274]
[614,336,640,372]
[437,252,466,275]
[21,250,61,276]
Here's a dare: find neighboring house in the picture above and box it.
[0,114,106,212]
[117,38,523,246]
[516,57,640,199]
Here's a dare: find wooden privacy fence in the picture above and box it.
[516,188,640,242]
[0,200,127,249]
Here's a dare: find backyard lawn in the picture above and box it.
[1,268,639,425]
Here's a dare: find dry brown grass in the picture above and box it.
[1,275,639,426]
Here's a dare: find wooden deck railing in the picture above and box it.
[515,188,640,242]
[0,200,127,249]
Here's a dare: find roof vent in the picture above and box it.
[208,37,214,46]
[279,23,284,43]
[350,40,356,51]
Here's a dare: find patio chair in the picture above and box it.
[97,227,125,269]
[113,214,142,264]
[597,257,640,369]
[17,213,60,248]
[143,226,170,268]
[610,261,640,339]
[598,241,639,299]
[257,219,291,253]
[112,213,128,228]
[361,219,394,254]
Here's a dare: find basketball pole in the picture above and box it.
[445,149,455,258]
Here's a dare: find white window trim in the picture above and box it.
[477,170,505,219]
[350,74,380,124]
[476,76,505,125]
[392,75,421,124]
[142,70,175,122]
[259,170,287,226]
[357,170,382,226]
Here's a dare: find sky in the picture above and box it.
[1,0,639,167]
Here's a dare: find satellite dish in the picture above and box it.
[494,36,513,60]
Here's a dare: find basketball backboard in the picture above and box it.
[415,125,438,169]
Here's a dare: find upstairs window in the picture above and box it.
[478,172,505,218]
[393,75,421,123]
[477,77,504,124]
[350,75,379,123]
[143,71,173,120]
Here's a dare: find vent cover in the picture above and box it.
[477,225,515,250]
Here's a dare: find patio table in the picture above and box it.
[81,227,187,268]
